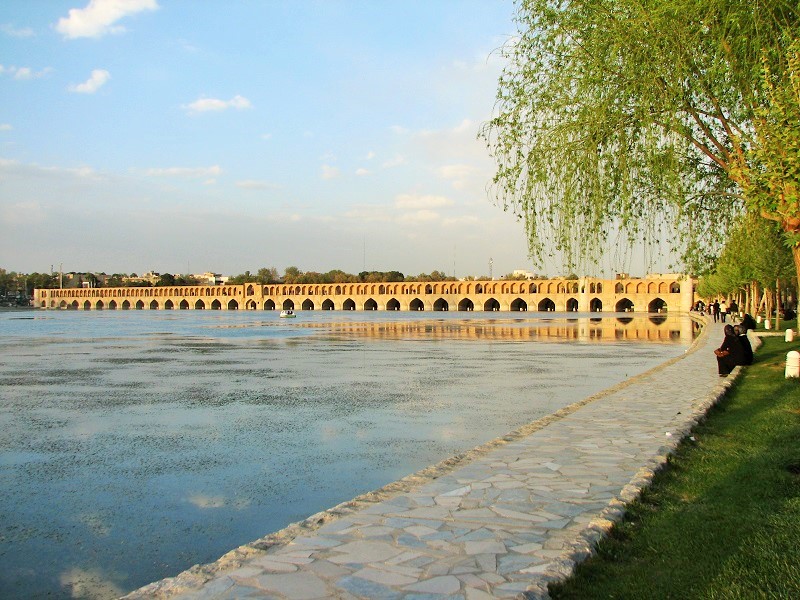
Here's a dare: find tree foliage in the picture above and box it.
[481,0,800,278]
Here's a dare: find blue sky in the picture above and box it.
[0,0,669,279]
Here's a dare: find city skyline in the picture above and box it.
[1,1,677,279]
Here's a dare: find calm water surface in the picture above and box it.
[0,310,694,599]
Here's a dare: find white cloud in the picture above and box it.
[381,154,405,169]
[397,209,440,223]
[437,164,475,180]
[2,24,35,38]
[355,168,370,176]
[68,69,110,94]
[235,179,274,190]
[321,164,340,180]
[56,0,158,39]
[1,65,52,80]
[183,95,252,114]
[0,124,12,131]
[364,151,375,160]
[261,133,272,140]
[145,165,222,178]
[390,125,409,135]
[395,194,454,210]
[0,201,46,225]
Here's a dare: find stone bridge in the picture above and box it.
[35,274,695,313]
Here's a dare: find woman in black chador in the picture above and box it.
[735,324,754,366]
[714,324,745,376]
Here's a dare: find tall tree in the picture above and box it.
[481,0,800,281]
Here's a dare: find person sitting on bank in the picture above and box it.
[734,324,753,366]
[740,313,756,331]
[714,324,745,376]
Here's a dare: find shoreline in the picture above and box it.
[124,314,715,599]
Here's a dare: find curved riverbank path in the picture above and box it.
[126,318,737,600]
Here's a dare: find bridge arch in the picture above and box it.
[210,299,221,310]
[615,298,634,312]
[590,297,602,312]
[566,297,579,311]
[386,298,400,311]
[458,298,474,311]
[409,298,425,311]
[322,299,335,310]
[538,298,555,311]
[510,298,527,311]
[150,300,159,310]
[83,300,91,310]
[433,298,449,311]
[165,299,174,310]
[96,300,104,310]
[228,299,239,310]
[364,298,378,310]
[302,299,314,310]
[648,297,667,312]
[264,299,275,310]
[245,300,257,310]
[484,298,500,311]
[180,299,190,310]
[283,299,295,310]
[343,298,356,311]
[108,300,117,310]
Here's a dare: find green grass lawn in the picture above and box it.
[549,333,800,599]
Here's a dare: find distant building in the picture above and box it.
[193,272,228,286]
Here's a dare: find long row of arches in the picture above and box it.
[52,296,670,313]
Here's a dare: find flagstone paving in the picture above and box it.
[126,318,741,600]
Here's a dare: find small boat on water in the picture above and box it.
[279,309,296,318]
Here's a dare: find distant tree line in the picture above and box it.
[228,267,458,284]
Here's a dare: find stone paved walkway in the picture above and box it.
[126,318,740,600]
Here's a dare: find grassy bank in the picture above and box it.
[549,331,800,599]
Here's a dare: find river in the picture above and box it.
[0,309,695,599]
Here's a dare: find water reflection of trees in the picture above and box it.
[293,316,691,343]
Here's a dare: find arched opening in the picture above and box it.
[282,299,295,310]
[425,284,433,294]
[615,298,634,312]
[364,298,378,310]
[409,298,425,311]
[590,297,602,312]
[302,299,314,310]
[246,284,255,296]
[95,300,104,310]
[484,298,500,311]
[211,299,222,310]
[648,298,667,313]
[322,299,335,310]
[59,300,68,309]
[164,299,174,310]
[83,300,91,310]
[136,300,145,310]
[538,298,555,311]
[227,299,239,310]
[566,297,579,312]
[433,298,449,311]
[342,298,355,310]
[458,298,474,311]
[69,300,79,310]
[180,299,190,310]
[108,300,117,310]
[264,299,275,310]
[510,298,527,311]
[670,282,681,293]
[476,284,484,294]
[615,282,624,293]
[121,300,131,310]
[245,300,257,310]
[194,299,205,310]
[150,300,160,310]
[386,298,400,311]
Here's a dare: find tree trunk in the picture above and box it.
[793,244,800,313]
[776,278,781,331]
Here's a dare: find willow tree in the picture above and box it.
[481,0,800,282]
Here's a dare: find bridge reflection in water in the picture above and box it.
[267,315,698,344]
